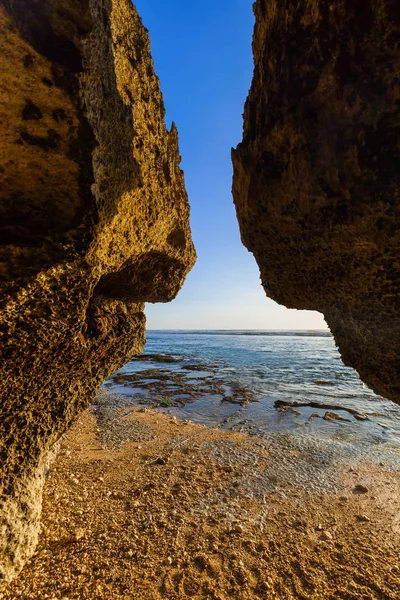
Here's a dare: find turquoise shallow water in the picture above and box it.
[105,330,400,450]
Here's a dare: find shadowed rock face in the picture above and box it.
[0,0,195,582]
[233,0,400,403]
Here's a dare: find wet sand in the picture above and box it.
[2,389,400,599]
[104,353,400,445]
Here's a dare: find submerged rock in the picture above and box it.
[0,0,195,583]
[232,0,400,403]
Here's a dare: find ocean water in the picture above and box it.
[104,330,400,449]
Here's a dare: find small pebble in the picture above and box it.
[353,484,369,494]
[151,457,167,466]
[231,524,244,534]
[111,491,125,499]
[73,528,85,542]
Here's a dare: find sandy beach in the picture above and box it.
[2,0,400,596]
[2,389,400,599]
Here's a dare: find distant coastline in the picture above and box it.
[146,329,332,337]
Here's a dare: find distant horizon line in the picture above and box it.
[146,328,331,332]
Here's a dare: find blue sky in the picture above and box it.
[134,0,327,330]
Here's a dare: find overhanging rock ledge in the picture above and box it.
[0,0,195,583]
[233,0,400,404]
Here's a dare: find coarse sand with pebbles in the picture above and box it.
[2,389,400,599]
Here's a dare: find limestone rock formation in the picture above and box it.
[233,0,400,403]
[0,0,195,583]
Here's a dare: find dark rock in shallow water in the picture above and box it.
[132,354,183,363]
[0,0,195,583]
[232,0,400,404]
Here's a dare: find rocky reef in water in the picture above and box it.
[0,0,195,583]
[233,0,400,404]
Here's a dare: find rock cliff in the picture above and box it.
[233,0,400,403]
[0,0,195,583]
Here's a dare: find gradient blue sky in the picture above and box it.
[134,0,327,330]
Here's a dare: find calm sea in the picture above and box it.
[105,330,400,449]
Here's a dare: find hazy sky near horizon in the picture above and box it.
[134,0,328,330]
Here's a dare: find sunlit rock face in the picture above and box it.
[0,0,195,583]
[233,0,400,403]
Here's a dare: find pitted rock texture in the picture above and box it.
[0,0,195,583]
[232,0,400,403]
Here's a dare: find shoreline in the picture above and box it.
[105,343,400,447]
[2,390,400,599]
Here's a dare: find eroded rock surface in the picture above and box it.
[0,0,195,583]
[233,0,400,403]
